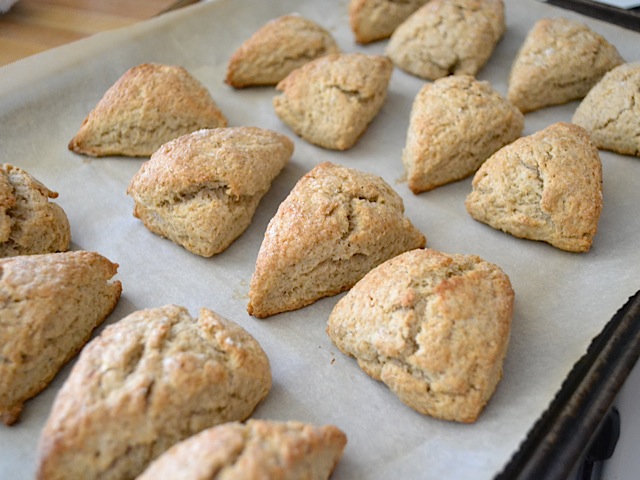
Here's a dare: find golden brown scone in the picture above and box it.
[0,164,70,257]
[127,127,293,257]
[507,18,624,113]
[225,15,340,88]
[37,304,272,480]
[135,420,347,480]
[327,248,514,423]
[273,53,393,150]
[402,75,524,194]
[348,0,429,44]
[572,62,640,157]
[0,251,121,426]
[386,0,505,80]
[68,63,228,157]
[465,122,603,252]
[248,162,426,318]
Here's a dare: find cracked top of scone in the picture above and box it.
[273,53,393,150]
[0,163,70,257]
[402,75,524,193]
[465,122,603,252]
[385,0,505,80]
[136,420,347,480]
[225,14,340,88]
[507,17,624,113]
[37,304,272,480]
[572,62,640,157]
[68,63,228,157]
[327,248,514,423]
[126,127,293,257]
[348,0,429,44]
[248,161,426,318]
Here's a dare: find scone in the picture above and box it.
[327,248,514,423]
[572,62,640,157]
[127,127,293,257]
[136,420,347,480]
[465,122,603,252]
[273,53,393,150]
[507,18,624,113]
[37,304,272,480]
[247,162,426,318]
[402,75,524,193]
[348,0,429,44]
[69,63,228,157]
[386,0,505,80]
[225,15,340,88]
[0,163,70,257]
[0,251,121,425]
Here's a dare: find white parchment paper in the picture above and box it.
[0,0,638,478]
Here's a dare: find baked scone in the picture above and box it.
[348,0,429,44]
[386,0,505,80]
[507,18,624,113]
[327,248,514,423]
[273,53,393,150]
[127,127,293,257]
[572,62,640,157]
[402,75,524,193]
[0,251,121,426]
[0,163,70,257]
[465,122,603,252]
[69,63,228,157]
[136,420,347,480]
[248,162,426,318]
[37,304,272,480]
[225,15,340,88]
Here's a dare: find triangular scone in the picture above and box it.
[507,18,624,113]
[0,251,121,425]
[465,122,603,252]
[225,15,340,88]
[386,0,505,81]
[273,53,393,150]
[127,127,293,257]
[572,62,640,157]
[37,305,272,480]
[0,164,70,257]
[349,0,430,44]
[248,162,426,318]
[69,63,228,157]
[327,248,514,423]
[403,75,524,194]
[137,420,347,480]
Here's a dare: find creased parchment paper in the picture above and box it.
[0,0,638,478]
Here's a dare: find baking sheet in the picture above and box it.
[0,0,639,478]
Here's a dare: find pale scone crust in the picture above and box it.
[507,17,624,113]
[327,248,514,423]
[127,127,293,257]
[225,15,340,88]
[136,420,347,480]
[273,53,393,150]
[465,122,603,252]
[0,164,70,257]
[386,0,505,80]
[248,162,426,318]
[572,62,640,157]
[0,251,122,425]
[348,0,429,44]
[36,305,272,480]
[402,75,524,193]
[68,63,228,157]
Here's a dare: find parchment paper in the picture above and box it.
[0,0,638,478]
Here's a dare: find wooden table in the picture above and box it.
[0,0,199,67]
